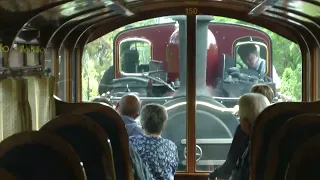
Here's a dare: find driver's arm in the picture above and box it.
[98,66,114,95]
[259,59,267,74]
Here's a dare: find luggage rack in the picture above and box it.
[0,66,51,78]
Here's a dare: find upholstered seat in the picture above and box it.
[0,131,85,180]
[40,113,116,180]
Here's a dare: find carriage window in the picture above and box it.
[195,16,302,172]
[82,15,302,173]
[82,15,187,171]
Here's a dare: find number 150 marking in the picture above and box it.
[185,8,198,15]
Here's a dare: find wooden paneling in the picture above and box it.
[175,173,209,180]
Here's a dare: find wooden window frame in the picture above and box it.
[186,15,197,172]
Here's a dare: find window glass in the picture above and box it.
[82,15,302,173]
[26,45,40,66]
[195,16,302,172]
[82,15,187,171]
[119,38,152,73]
[57,48,66,101]
[234,37,268,72]
[45,47,53,71]
[0,44,3,67]
[8,44,23,67]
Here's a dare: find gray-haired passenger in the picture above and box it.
[229,93,270,180]
[140,104,168,135]
[129,104,178,180]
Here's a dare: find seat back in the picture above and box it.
[0,131,85,180]
[55,98,133,180]
[0,168,17,179]
[40,113,116,180]
[250,101,320,180]
[285,135,320,180]
[264,113,320,180]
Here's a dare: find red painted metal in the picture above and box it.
[114,22,271,87]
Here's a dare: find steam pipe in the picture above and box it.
[175,17,187,96]
[196,16,212,96]
[173,15,212,97]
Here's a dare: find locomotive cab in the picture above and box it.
[221,38,277,99]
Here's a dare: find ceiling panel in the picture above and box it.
[0,0,319,46]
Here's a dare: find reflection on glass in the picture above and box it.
[26,45,40,66]
[0,44,3,67]
[45,48,53,71]
[8,44,23,68]
[57,49,66,101]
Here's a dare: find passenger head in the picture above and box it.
[237,44,259,69]
[251,84,274,103]
[238,93,270,134]
[117,94,141,118]
[92,97,113,107]
[140,104,168,135]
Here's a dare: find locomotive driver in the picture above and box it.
[98,49,139,95]
[237,44,281,90]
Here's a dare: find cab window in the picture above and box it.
[119,38,152,73]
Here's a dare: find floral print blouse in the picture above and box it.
[129,135,179,180]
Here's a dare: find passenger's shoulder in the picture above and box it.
[260,58,266,62]
[163,138,177,148]
[129,135,144,141]
[129,135,138,141]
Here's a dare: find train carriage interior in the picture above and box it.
[0,0,320,179]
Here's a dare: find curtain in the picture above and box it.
[27,76,55,130]
[0,78,32,141]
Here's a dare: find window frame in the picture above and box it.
[118,37,153,76]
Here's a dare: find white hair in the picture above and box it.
[238,93,270,123]
[140,103,168,134]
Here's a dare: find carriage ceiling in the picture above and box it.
[0,0,319,53]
